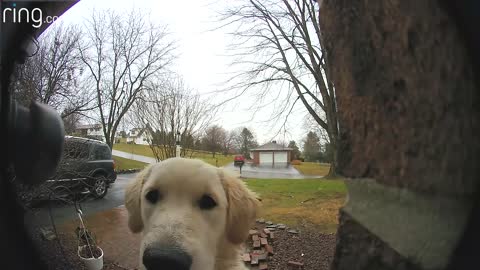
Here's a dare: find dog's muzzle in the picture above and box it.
[143,244,192,270]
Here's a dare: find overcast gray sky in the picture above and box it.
[54,0,311,145]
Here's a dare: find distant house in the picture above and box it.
[115,130,128,144]
[251,141,293,167]
[75,124,105,142]
[126,128,151,145]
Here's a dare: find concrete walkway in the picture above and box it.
[112,149,157,164]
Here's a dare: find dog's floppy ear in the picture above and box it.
[219,169,261,244]
[125,164,153,233]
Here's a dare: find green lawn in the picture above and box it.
[113,143,153,157]
[113,156,147,171]
[293,162,331,176]
[245,178,346,232]
[113,143,233,167]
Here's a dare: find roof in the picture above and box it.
[64,136,105,145]
[129,128,147,137]
[76,124,101,130]
[251,142,293,151]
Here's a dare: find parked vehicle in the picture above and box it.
[41,136,117,200]
[234,155,245,167]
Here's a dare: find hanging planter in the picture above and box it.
[78,245,103,270]
[75,209,104,270]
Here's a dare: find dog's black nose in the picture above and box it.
[143,245,192,270]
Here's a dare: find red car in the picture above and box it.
[234,155,245,167]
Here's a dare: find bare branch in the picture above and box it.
[79,9,177,149]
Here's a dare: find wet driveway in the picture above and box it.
[24,173,138,227]
[223,163,321,179]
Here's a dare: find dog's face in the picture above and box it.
[125,158,259,270]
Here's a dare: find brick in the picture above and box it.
[260,237,268,246]
[257,218,265,223]
[252,235,259,241]
[253,240,261,248]
[265,244,274,255]
[287,229,299,234]
[263,228,270,234]
[288,261,304,267]
[267,227,276,231]
[266,221,273,225]
[260,232,268,238]
[277,225,287,230]
[259,262,268,269]
[242,253,251,262]
[251,254,259,265]
[252,248,265,255]
[257,252,268,261]
[269,232,274,239]
[249,230,259,235]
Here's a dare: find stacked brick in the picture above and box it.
[243,227,275,269]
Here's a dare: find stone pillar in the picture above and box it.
[319,0,479,269]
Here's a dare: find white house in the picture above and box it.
[126,128,152,145]
[75,124,105,142]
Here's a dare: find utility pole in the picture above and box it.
[176,131,181,158]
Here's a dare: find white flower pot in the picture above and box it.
[78,245,104,270]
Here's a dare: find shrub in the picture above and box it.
[291,159,302,165]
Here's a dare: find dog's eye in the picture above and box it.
[198,195,217,210]
[145,190,161,204]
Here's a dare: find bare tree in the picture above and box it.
[62,110,82,135]
[131,76,215,161]
[220,0,339,176]
[79,9,177,149]
[221,130,237,156]
[202,125,227,158]
[11,24,94,119]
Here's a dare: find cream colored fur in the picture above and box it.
[125,158,260,270]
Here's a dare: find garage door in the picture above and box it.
[274,152,288,163]
[259,152,273,164]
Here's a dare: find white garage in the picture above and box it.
[251,141,292,167]
[259,152,273,163]
[274,152,288,163]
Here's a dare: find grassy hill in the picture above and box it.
[293,162,331,176]
[113,156,147,171]
[113,143,234,167]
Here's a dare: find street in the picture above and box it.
[24,173,137,227]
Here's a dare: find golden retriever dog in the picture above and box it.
[125,158,260,270]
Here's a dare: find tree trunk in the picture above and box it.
[106,135,113,151]
[327,147,337,178]
[326,131,338,178]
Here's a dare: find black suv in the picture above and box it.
[42,136,117,199]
